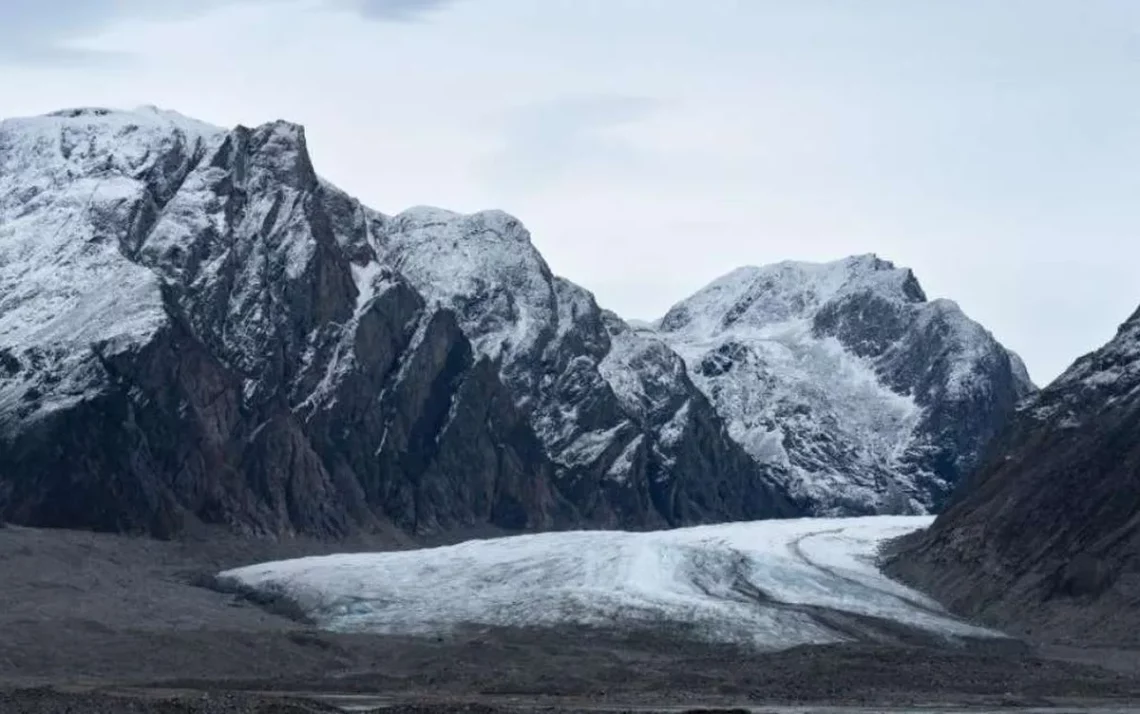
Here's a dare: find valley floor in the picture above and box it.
[2,522,1139,713]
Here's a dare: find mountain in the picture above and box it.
[652,258,1036,514]
[888,304,1140,645]
[368,207,799,526]
[0,107,797,537]
[0,106,1034,538]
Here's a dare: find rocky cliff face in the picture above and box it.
[888,304,1140,644]
[0,107,797,537]
[0,108,569,537]
[653,257,1036,514]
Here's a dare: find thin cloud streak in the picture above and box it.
[345,0,461,21]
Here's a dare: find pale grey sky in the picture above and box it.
[1,0,1137,384]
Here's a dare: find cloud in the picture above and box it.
[338,0,461,21]
[0,0,460,64]
[480,95,663,192]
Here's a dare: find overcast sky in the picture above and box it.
[2,0,1137,384]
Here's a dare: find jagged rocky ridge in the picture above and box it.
[888,304,1140,644]
[0,107,797,537]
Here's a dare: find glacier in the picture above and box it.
[218,515,999,649]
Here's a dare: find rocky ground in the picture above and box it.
[3,524,1140,713]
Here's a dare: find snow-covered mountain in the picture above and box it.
[365,211,1033,517]
[0,107,795,536]
[362,205,798,526]
[219,515,998,648]
[654,256,1036,514]
[0,107,543,536]
[0,106,1031,536]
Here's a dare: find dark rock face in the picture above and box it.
[598,314,799,526]
[888,305,1140,644]
[0,108,796,538]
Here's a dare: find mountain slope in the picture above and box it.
[653,257,1035,515]
[888,304,1140,645]
[350,204,800,526]
[0,107,797,537]
[0,108,573,536]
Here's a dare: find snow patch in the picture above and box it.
[350,260,389,314]
[606,435,643,484]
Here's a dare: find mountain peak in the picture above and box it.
[652,253,1029,514]
[1049,300,1140,398]
[658,254,926,336]
[0,106,224,203]
[28,105,222,142]
[390,207,531,244]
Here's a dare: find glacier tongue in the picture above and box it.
[218,515,999,648]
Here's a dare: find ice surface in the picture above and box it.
[219,516,998,649]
